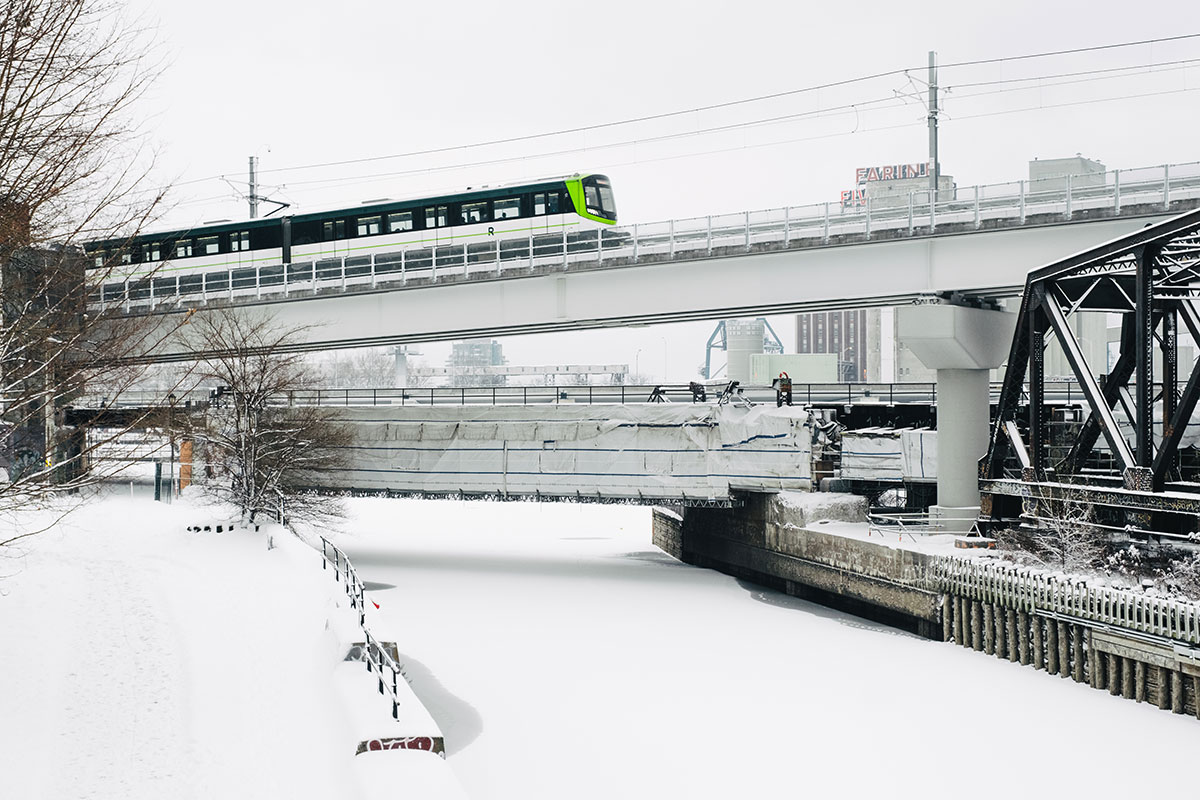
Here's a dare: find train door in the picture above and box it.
[320,218,349,259]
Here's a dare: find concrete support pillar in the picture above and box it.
[899,302,1017,531]
[934,368,991,512]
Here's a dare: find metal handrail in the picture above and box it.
[72,379,1113,411]
[868,511,946,539]
[320,536,405,721]
[91,160,1200,312]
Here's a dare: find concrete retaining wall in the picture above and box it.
[668,492,943,638]
[657,491,1200,720]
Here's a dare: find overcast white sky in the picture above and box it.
[126,0,1200,383]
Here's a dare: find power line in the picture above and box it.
[247,33,1200,179]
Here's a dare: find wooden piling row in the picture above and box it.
[941,591,1198,720]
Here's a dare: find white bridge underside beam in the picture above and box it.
[145,217,1158,358]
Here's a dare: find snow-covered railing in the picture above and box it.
[867,512,945,539]
[91,160,1200,312]
[73,379,1108,411]
[933,557,1200,646]
[320,536,404,720]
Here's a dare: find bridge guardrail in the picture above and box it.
[90,160,1200,312]
[75,380,1117,411]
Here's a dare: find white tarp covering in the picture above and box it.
[841,427,936,482]
[900,428,936,482]
[840,427,904,481]
[322,403,813,501]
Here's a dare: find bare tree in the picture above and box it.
[177,309,351,528]
[0,0,183,537]
[997,492,1105,573]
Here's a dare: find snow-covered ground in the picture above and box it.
[0,492,462,800]
[4,491,1199,800]
[335,498,1200,800]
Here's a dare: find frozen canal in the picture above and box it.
[335,498,1198,800]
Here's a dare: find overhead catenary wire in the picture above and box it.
[246,33,1200,179]
[164,32,1200,209]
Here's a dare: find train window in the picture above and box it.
[175,240,193,258]
[387,211,413,233]
[598,182,616,216]
[459,202,488,225]
[584,184,601,215]
[356,216,382,236]
[534,192,564,215]
[322,220,346,240]
[118,249,132,265]
[198,235,219,255]
[93,252,106,268]
[425,205,447,229]
[231,231,251,251]
[494,197,520,220]
[141,242,162,262]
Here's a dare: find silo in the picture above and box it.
[725,319,764,384]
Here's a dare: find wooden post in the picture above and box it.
[1172,671,1185,714]
[1046,621,1058,674]
[972,601,983,652]
[993,605,1005,658]
[1122,658,1135,699]
[1136,661,1147,703]
[1158,667,1171,710]
[984,605,995,655]
[1071,626,1084,682]
[1089,650,1103,690]
[1008,610,1020,663]
[1017,610,1030,665]
[1033,617,1045,670]
[954,596,965,645]
[1057,622,1070,678]
[1192,676,1200,719]
[1108,654,1120,695]
[942,595,953,642]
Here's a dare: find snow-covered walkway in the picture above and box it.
[0,495,461,799]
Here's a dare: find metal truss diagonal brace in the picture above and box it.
[1044,291,1136,471]
[1152,340,1200,489]
[1063,314,1137,474]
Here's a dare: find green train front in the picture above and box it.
[87,174,618,300]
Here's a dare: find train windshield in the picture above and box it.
[582,175,617,220]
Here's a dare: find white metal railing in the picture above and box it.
[90,160,1200,313]
[867,512,945,539]
[934,557,1200,646]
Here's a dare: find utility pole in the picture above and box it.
[927,50,939,202]
[248,155,258,219]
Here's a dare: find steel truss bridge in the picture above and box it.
[100,161,1200,360]
[983,206,1200,540]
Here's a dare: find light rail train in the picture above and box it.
[86,173,617,302]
